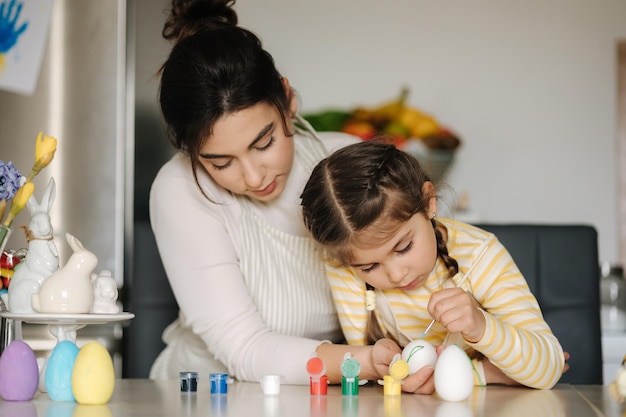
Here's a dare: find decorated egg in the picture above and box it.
[434,345,473,401]
[401,339,438,375]
[0,340,39,401]
[46,340,80,401]
[72,342,115,405]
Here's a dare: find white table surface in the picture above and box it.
[0,379,622,417]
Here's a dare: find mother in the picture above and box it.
[149,0,417,385]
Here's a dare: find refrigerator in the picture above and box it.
[0,0,182,378]
[0,0,132,376]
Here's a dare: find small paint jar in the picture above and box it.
[261,374,281,395]
[341,376,359,396]
[340,355,360,396]
[383,375,401,396]
[310,374,328,395]
[306,356,328,396]
[209,373,230,394]
[179,371,198,393]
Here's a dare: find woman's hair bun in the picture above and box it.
[163,0,238,42]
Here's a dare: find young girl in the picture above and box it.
[300,140,566,391]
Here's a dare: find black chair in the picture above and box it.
[123,222,603,383]
[474,223,602,384]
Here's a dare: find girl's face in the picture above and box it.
[198,101,295,202]
[349,210,438,291]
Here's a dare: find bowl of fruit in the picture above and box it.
[302,87,461,184]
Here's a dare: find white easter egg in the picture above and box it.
[434,345,474,402]
[401,340,438,375]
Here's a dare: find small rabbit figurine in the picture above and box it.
[7,177,60,313]
[90,269,120,314]
[31,233,98,314]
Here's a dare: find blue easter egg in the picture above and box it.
[46,340,80,401]
[0,340,39,401]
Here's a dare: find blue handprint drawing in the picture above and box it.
[0,0,29,70]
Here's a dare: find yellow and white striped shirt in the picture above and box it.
[326,218,564,389]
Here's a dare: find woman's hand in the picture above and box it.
[428,288,485,343]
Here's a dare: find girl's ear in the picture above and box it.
[281,77,298,116]
[422,181,438,218]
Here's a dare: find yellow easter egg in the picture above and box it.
[71,342,115,405]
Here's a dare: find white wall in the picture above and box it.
[237,0,626,265]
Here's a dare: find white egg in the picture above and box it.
[401,340,438,375]
[434,345,474,402]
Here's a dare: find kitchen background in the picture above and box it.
[138,0,626,266]
[1,0,625,380]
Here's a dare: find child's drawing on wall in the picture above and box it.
[0,0,29,71]
[0,0,53,96]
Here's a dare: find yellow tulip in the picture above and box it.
[3,181,35,227]
[26,131,58,182]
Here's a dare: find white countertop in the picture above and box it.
[1,379,622,417]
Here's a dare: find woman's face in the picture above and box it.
[348,211,438,291]
[198,102,295,202]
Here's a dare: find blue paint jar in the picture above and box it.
[209,373,230,394]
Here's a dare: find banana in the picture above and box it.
[352,86,409,127]
[396,107,440,138]
[370,86,409,123]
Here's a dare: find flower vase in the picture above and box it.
[0,225,12,254]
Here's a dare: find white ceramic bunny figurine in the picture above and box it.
[7,177,60,313]
[90,269,120,314]
[31,233,98,314]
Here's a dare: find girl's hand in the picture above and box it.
[371,339,437,394]
[428,288,486,343]
[482,358,521,386]
[401,365,436,394]
[371,338,402,378]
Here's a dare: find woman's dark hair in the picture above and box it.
[300,140,459,344]
[159,0,294,194]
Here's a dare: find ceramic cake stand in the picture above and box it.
[0,311,134,344]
